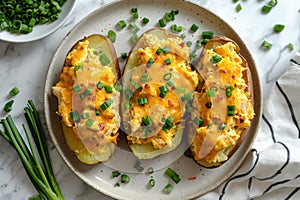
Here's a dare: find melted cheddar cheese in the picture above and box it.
[52,39,120,154]
[190,41,254,166]
[124,33,199,150]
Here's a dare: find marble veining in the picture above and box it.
[0,0,300,199]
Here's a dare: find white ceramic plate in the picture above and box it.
[44,0,262,199]
[0,0,76,43]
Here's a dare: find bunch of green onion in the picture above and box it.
[0,0,67,34]
[0,100,64,200]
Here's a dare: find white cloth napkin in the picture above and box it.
[199,55,300,200]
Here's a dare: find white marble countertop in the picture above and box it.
[0,0,300,199]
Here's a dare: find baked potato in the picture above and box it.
[52,34,121,164]
[121,28,200,159]
[188,36,255,168]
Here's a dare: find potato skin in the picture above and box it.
[53,34,121,164]
[188,36,254,168]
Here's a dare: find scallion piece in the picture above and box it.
[104,85,113,93]
[129,22,140,32]
[162,46,171,54]
[130,33,138,43]
[124,89,133,100]
[146,58,155,67]
[193,116,203,127]
[97,82,104,90]
[112,170,121,178]
[156,47,163,55]
[141,73,150,82]
[268,0,277,7]
[210,55,222,64]
[165,12,174,21]
[262,5,272,13]
[107,30,116,43]
[100,54,111,66]
[288,43,294,51]
[95,109,100,116]
[3,100,14,112]
[202,31,214,39]
[131,81,140,90]
[190,24,199,32]
[164,58,171,65]
[121,174,130,183]
[163,73,172,81]
[205,89,216,97]
[142,116,152,126]
[218,123,227,130]
[228,105,235,116]
[81,112,89,119]
[274,24,285,33]
[181,92,193,102]
[79,88,91,99]
[147,167,154,174]
[100,99,114,111]
[261,40,272,50]
[159,18,166,27]
[163,183,174,194]
[148,178,155,187]
[131,7,138,13]
[118,20,127,29]
[236,3,242,12]
[167,79,174,86]
[186,41,192,47]
[133,12,138,19]
[70,110,80,123]
[9,87,20,96]
[73,85,81,92]
[162,116,174,131]
[75,65,83,71]
[142,17,150,24]
[121,52,128,59]
[159,86,169,98]
[138,97,148,105]
[114,81,123,91]
[175,86,186,93]
[164,168,181,184]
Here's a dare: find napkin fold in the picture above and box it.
[199,54,300,200]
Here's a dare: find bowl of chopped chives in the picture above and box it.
[0,0,76,43]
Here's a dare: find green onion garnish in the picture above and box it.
[138,97,148,105]
[210,55,222,63]
[104,85,113,93]
[3,100,14,112]
[148,178,155,187]
[162,46,171,54]
[164,168,181,184]
[79,88,91,99]
[100,98,114,110]
[218,123,227,130]
[81,112,89,119]
[97,82,104,90]
[202,31,214,39]
[131,7,138,13]
[121,52,128,59]
[262,5,272,13]
[118,20,127,29]
[181,92,194,102]
[75,65,83,71]
[142,17,150,24]
[9,87,20,96]
[130,33,138,43]
[124,89,133,100]
[165,12,174,21]
[186,41,192,47]
[142,116,152,126]
[205,102,212,108]
[261,40,272,50]
[268,0,277,7]
[100,54,111,66]
[129,22,140,32]
[121,174,130,183]
[228,105,235,116]
[146,58,155,67]
[107,30,116,43]
[236,3,242,12]
[73,85,81,92]
[163,73,172,81]
[114,81,123,91]
[175,86,186,93]
[112,170,121,178]
[274,24,285,33]
[288,43,294,51]
[95,109,100,116]
[159,86,169,98]
[193,116,203,127]
[225,84,234,97]
[164,58,171,65]
[156,47,163,55]
[159,18,166,27]
[70,110,80,123]
[167,79,174,86]
[162,116,174,131]
[141,73,150,82]
[131,81,140,90]
[147,167,154,174]
[133,12,138,19]
[163,183,174,194]
[205,89,216,97]
[190,24,199,32]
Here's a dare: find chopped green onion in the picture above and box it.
[162,46,171,54]
[193,116,203,127]
[124,102,131,111]
[181,92,194,102]
[104,85,113,93]
[164,58,171,65]
[262,5,272,13]
[85,119,94,127]
[190,24,199,32]
[130,33,138,43]
[210,55,222,63]
[95,109,100,116]
[186,41,192,47]
[9,87,20,96]
[75,65,83,71]
[141,73,150,82]
[288,43,294,51]
[176,86,186,93]
[138,97,148,105]
[162,116,174,131]
[129,22,140,32]
[134,160,144,172]
[80,88,91,99]
[167,79,174,86]
[147,167,154,174]
[202,31,214,39]
[112,170,121,178]
[124,89,133,100]
[3,100,14,112]
[261,40,272,50]
[114,183,120,187]
[236,4,242,12]
[118,20,127,29]
[233,0,239,2]
[164,168,181,184]
[163,73,172,81]
[114,81,123,91]
[218,123,227,130]
[121,174,130,183]
[165,12,174,21]
[148,178,155,187]
[131,81,140,90]
[100,99,114,110]
[97,82,104,90]
[228,105,235,116]
[268,0,277,7]
[121,52,128,59]
[163,183,174,194]
[159,86,169,98]
[274,24,285,33]
[100,54,111,66]
[156,47,163,55]
[205,89,216,97]
[159,18,166,27]
[146,58,155,67]
[70,110,80,123]
[107,30,116,43]
[81,112,89,119]
[142,17,150,24]
[131,7,138,13]
[133,12,138,19]
[73,85,81,92]
[142,116,152,126]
